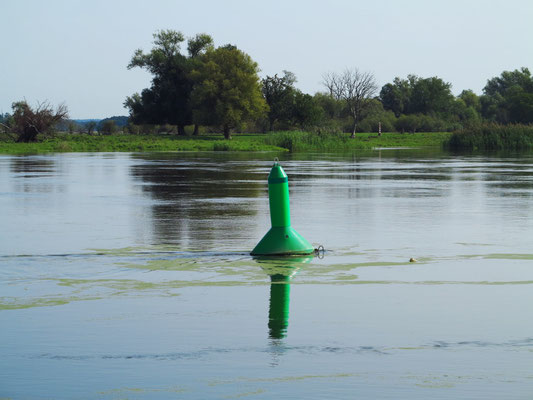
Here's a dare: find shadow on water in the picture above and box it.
[253,255,313,340]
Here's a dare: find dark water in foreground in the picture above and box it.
[2,150,533,399]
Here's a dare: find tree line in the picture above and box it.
[2,29,533,142]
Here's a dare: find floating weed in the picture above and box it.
[223,389,266,399]
[483,253,533,260]
[98,386,186,396]
[0,296,92,310]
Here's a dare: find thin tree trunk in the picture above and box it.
[178,124,186,136]
[351,120,357,139]
[223,125,232,140]
[193,124,199,136]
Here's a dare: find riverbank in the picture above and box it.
[0,131,452,154]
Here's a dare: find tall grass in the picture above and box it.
[447,123,533,151]
[265,131,451,152]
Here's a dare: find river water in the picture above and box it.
[2,150,533,399]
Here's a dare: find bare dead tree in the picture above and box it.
[12,101,69,142]
[0,122,10,133]
[322,68,378,138]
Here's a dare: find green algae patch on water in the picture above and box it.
[98,385,187,397]
[0,296,93,310]
[210,372,363,387]
[118,256,259,274]
[483,253,533,260]
[222,389,266,399]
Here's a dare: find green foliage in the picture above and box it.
[395,114,452,133]
[380,74,455,117]
[262,71,297,130]
[458,89,481,112]
[410,76,454,115]
[357,111,397,133]
[260,70,324,130]
[484,67,533,97]
[125,30,214,133]
[190,45,268,139]
[395,114,422,133]
[312,92,346,131]
[481,67,533,123]
[292,92,324,129]
[447,123,533,151]
[86,121,97,135]
[187,33,214,57]
[99,120,117,135]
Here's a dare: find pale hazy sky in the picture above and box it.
[2,0,533,118]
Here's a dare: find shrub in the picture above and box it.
[11,101,68,142]
[99,120,117,135]
[447,123,533,150]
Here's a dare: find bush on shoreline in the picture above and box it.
[447,123,533,150]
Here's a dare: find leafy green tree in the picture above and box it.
[187,33,214,135]
[292,91,324,129]
[11,101,68,142]
[190,45,268,139]
[125,30,213,135]
[450,97,481,126]
[86,121,97,135]
[357,99,398,133]
[481,68,533,123]
[395,114,422,133]
[380,75,454,117]
[262,71,297,130]
[99,120,117,135]
[187,33,214,58]
[484,67,533,98]
[507,90,533,123]
[379,76,413,117]
[409,76,454,115]
[68,121,78,134]
[313,92,344,120]
[458,89,481,112]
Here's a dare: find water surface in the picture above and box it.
[2,151,533,399]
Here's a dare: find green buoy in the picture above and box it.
[251,161,314,256]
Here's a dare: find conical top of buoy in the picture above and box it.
[251,162,313,256]
[268,162,287,181]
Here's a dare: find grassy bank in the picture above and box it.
[265,131,451,152]
[447,124,533,151]
[0,131,451,154]
[0,133,286,154]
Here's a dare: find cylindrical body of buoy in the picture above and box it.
[251,162,313,256]
[268,163,291,228]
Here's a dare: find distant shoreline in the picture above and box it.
[0,131,452,155]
